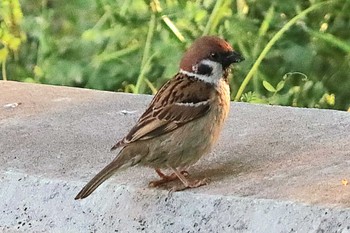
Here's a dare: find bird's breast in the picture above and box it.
[203,79,231,147]
[214,79,231,121]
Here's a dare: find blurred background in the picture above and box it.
[1,0,349,110]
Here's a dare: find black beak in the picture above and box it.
[222,51,244,69]
[227,51,245,63]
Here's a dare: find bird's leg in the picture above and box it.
[156,168,189,178]
[149,168,188,187]
[155,169,170,178]
[169,166,208,192]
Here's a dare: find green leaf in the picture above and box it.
[161,15,185,42]
[263,80,277,92]
[307,29,350,54]
[276,80,285,92]
[258,5,274,36]
[241,91,268,104]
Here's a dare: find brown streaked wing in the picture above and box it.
[120,73,214,145]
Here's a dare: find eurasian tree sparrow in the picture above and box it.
[75,36,244,199]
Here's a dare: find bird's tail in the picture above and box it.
[74,159,123,199]
[75,146,140,200]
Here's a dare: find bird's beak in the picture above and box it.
[227,51,245,64]
[222,51,244,69]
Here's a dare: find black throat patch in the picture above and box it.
[196,63,213,76]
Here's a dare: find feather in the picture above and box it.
[112,73,214,148]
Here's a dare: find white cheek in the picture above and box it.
[180,59,224,86]
[200,59,223,83]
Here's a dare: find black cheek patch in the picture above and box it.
[196,63,213,76]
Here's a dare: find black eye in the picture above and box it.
[210,53,218,60]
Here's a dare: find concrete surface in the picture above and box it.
[0,80,349,232]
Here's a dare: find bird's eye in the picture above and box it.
[210,53,218,59]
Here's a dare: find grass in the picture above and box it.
[1,0,349,110]
[234,0,335,101]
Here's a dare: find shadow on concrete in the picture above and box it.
[155,156,255,190]
[191,159,255,182]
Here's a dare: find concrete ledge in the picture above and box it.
[1,81,349,232]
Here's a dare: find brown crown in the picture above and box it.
[180,36,234,72]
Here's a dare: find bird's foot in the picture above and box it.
[149,169,189,187]
[169,177,209,192]
[167,166,209,193]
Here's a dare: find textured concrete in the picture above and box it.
[0,81,349,232]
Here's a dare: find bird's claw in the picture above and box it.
[149,170,189,187]
[169,177,210,192]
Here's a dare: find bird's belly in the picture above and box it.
[143,97,230,169]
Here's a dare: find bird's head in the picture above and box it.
[180,36,244,83]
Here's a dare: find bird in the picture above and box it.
[75,36,244,199]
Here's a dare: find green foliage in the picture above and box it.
[1,0,350,110]
[0,0,26,80]
[243,72,336,108]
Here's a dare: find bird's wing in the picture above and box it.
[112,73,214,149]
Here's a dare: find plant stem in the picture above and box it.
[2,59,7,81]
[234,0,334,101]
[96,43,140,64]
[203,0,225,35]
[135,11,156,94]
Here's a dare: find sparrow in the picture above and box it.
[75,36,244,199]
